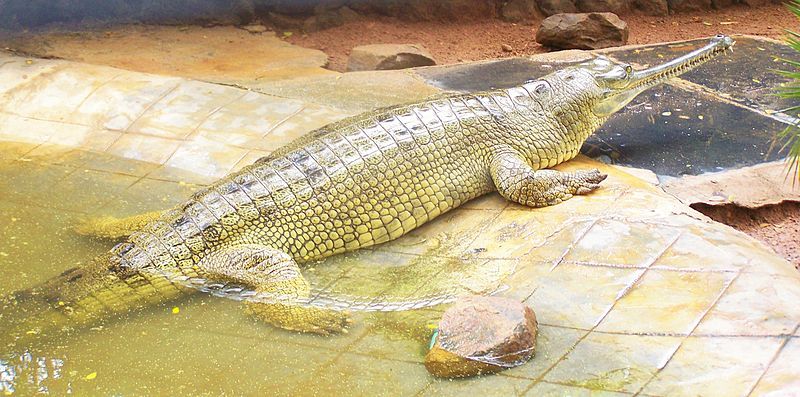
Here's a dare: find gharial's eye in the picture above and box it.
[624,65,633,74]
[522,80,552,99]
[532,81,551,95]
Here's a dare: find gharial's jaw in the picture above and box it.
[593,34,735,117]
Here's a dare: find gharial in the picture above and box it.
[0,35,734,343]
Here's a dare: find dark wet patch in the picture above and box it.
[415,58,581,92]
[606,36,799,115]
[586,84,786,176]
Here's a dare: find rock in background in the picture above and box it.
[536,12,629,49]
[346,44,436,71]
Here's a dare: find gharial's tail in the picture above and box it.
[0,252,190,350]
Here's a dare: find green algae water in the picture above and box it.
[0,142,514,395]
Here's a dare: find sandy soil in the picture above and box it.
[694,202,800,269]
[286,4,796,71]
[3,4,794,77]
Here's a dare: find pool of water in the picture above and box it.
[0,142,519,395]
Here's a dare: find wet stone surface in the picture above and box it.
[606,36,800,114]
[0,37,799,396]
[415,56,587,92]
[584,84,787,176]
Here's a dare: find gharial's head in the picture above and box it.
[530,34,734,119]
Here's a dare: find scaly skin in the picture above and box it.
[0,36,734,343]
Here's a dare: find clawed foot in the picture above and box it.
[540,169,608,206]
[247,302,353,335]
[570,169,608,195]
[293,307,353,336]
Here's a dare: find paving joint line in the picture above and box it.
[632,270,741,396]
[745,322,800,397]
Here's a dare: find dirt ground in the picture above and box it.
[694,202,800,269]
[3,4,794,76]
[286,4,796,71]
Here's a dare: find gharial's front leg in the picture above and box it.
[198,244,351,335]
[489,147,607,207]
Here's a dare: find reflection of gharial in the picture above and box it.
[1,35,733,341]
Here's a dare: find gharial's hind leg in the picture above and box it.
[74,210,165,239]
[199,244,351,335]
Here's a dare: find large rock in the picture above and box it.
[576,0,627,13]
[536,12,629,50]
[536,0,578,16]
[425,296,538,378]
[667,0,711,12]
[501,0,541,23]
[346,44,436,72]
[632,0,669,15]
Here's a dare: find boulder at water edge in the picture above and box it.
[425,296,538,378]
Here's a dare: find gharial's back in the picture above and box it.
[147,84,600,268]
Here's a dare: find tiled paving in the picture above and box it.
[0,36,798,396]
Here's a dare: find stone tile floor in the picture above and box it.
[0,36,798,396]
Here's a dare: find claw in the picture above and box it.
[576,184,601,195]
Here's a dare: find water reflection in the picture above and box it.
[1,352,70,395]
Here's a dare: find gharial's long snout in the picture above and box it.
[628,34,734,91]
[593,34,735,116]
